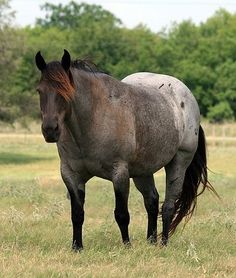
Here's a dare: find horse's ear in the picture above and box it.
[61,49,71,72]
[35,51,46,71]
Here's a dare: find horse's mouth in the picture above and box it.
[42,131,60,143]
[44,135,59,143]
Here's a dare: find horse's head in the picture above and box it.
[35,50,75,143]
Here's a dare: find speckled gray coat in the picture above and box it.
[35,50,211,251]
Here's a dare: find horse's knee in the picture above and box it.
[152,190,159,207]
[72,210,84,226]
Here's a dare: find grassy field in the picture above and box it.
[0,132,236,277]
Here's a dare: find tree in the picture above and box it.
[0,0,24,122]
[36,1,124,76]
[207,101,234,123]
[0,0,14,25]
[36,1,121,29]
[2,2,236,123]
[12,26,72,120]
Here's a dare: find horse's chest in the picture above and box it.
[83,158,112,180]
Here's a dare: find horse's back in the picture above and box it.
[122,72,197,113]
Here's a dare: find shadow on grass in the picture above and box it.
[0,152,54,165]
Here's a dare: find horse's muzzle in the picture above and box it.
[42,124,60,143]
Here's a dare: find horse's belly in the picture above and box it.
[129,120,180,175]
[129,140,179,176]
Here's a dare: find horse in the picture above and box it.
[35,49,216,251]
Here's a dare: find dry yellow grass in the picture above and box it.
[0,128,236,277]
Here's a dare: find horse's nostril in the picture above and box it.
[42,123,59,134]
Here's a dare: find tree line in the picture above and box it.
[1,0,236,123]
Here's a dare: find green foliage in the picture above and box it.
[36,1,121,29]
[0,0,24,122]
[207,101,234,123]
[1,2,236,122]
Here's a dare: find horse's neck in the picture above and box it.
[65,69,104,144]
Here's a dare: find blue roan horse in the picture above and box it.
[35,50,216,251]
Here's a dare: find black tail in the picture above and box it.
[168,125,218,236]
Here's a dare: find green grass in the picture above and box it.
[0,133,236,277]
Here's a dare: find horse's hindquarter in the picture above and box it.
[122,73,200,175]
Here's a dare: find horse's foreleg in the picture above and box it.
[69,182,85,252]
[112,161,130,245]
[61,165,88,252]
[133,175,159,244]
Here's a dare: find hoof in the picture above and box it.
[72,243,83,252]
[123,240,131,248]
[147,235,157,245]
[160,238,168,247]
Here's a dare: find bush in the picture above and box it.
[207,101,234,123]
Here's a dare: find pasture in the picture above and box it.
[0,126,236,277]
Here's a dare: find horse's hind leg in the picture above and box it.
[162,151,193,245]
[133,175,159,243]
[112,161,130,245]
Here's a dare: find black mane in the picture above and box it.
[71,59,109,75]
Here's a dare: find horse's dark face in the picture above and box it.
[37,85,69,142]
[35,50,74,143]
